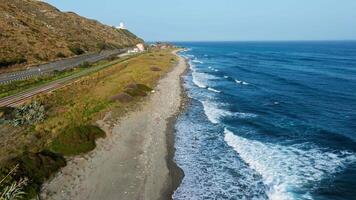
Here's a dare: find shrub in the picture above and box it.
[68,46,85,55]
[0,107,15,120]
[0,165,26,200]
[55,52,66,58]
[49,125,106,156]
[0,56,27,68]
[11,101,45,126]
[107,55,118,61]
[0,178,27,200]
[97,42,110,51]
[0,151,65,199]
[124,83,152,97]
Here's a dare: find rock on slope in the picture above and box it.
[0,0,143,70]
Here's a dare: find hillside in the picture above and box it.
[0,0,143,71]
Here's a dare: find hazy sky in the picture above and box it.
[46,0,356,41]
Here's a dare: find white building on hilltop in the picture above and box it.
[117,22,125,30]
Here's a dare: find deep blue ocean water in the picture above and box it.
[172,42,356,200]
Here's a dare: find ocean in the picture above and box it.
[172,42,356,200]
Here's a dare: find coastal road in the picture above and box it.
[0,52,133,107]
[0,49,127,84]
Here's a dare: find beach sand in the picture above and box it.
[41,51,186,200]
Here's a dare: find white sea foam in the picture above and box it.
[224,76,229,79]
[214,69,219,72]
[235,79,242,84]
[192,59,204,64]
[224,128,356,200]
[235,79,249,85]
[201,102,257,124]
[186,54,195,59]
[235,112,258,118]
[202,101,234,124]
[191,71,218,89]
[207,87,221,93]
[192,74,207,88]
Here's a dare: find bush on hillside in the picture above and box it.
[0,177,28,200]
[55,52,66,58]
[97,42,109,51]
[68,46,85,55]
[0,150,66,199]
[0,56,27,68]
[48,125,106,156]
[0,107,15,120]
[124,83,152,97]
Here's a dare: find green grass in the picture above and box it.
[48,125,105,156]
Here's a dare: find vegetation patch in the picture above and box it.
[78,61,92,69]
[124,83,152,97]
[150,66,162,71]
[0,56,27,68]
[0,150,66,199]
[55,52,66,58]
[111,93,134,103]
[0,107,15,121]
[68,46,85,55]
[48,125,106,156]
[0,102,45,126]
[0,48,177,198]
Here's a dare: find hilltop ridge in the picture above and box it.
[0,0,143,71]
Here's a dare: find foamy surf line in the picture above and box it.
[201,101,257,124]
[207,87,221,93]
[235,79,249,85]
[192,59,204,64]
[224,128,356,200]
[191,70,219,89]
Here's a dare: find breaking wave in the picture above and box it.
[224,128,356,200]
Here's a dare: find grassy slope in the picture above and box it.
[0,48,177,162]
[0,49,177,198]
[0,0,143,72]
[0,55,140,99]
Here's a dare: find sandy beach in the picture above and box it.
[41,51,187,200]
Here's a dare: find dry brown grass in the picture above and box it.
[0,0,142,72]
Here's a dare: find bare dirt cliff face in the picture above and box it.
[0,0,143,70]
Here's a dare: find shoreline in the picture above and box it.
[40,50,187,200]
[162,56,189,199]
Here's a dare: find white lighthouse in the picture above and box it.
[117,22,125,30]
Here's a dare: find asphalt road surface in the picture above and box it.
[0,49,126,84]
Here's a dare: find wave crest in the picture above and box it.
[224,128,356,200]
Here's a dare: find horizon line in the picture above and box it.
[148,39,356,43]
